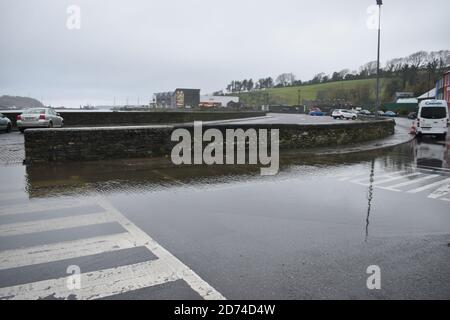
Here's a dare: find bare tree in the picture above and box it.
[275,73,296,87]
[311,72,325,84]
[408,51,428,68]
[385,58,403,73]
[359,61,377,77]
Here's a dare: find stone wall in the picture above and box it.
[1,110,266,128]
[24,120,395,164]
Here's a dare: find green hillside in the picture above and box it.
[235,78,392,106]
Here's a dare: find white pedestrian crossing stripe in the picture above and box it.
[335,168,450,202]
[0,195,225,300]
[0,211,114,237]
[379,174,439,192]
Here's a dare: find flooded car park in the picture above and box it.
[0,125,449,300]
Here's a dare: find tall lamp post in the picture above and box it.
[375,0,383,118]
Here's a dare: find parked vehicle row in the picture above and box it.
[308,107,325,116]
[0,113,12,133]
[307,107,403,119]
[0,108,64,134]
[331,109,358,120]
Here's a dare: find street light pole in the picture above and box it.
[375,0,383,118]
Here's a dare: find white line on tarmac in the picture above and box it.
[373,172,422,186]
[0,212,114,237]
[0,201,93,216]
[407,177,450,194]
[378,174,440,191]
[96,198,226,300]
[0,259,178,300]
[0,232,144,270]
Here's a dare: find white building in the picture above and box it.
[199,95,239,108]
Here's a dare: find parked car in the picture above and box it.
[17,108,64,133]
[331,109,357,120]
[0,113,12,133]
[383,111,397,117]
[416,100,448,139]
[309,108,325,116]
[407,112,417,119]
[376,111,385,117]
[359,110,372,115]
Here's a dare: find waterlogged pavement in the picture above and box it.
[0,120,449,299]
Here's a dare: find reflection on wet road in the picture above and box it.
[0,128,449,299]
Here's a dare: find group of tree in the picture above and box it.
[226,78,276,93]
[225,50,449,101]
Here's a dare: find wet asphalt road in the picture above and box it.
[0,116,449,299]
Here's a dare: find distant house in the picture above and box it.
[154,92,174,108]
[395,92,414,102]
[416,71,450,108]
[417,88,436,101]
[199,95,239,108]
[396,97,418,104]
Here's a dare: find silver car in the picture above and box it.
[0,113,12,133]
[17,108,64,133]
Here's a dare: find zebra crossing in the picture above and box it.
[0,194,225,300]
[334,167,450,202]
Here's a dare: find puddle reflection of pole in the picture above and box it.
[365,159,375,242]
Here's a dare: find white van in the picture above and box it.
[416,100,449,139]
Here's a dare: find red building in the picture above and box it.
[436,71,450,108]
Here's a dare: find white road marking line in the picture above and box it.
[0,201,95,216]
[0,212,114,237]
[96,198,226,300]
[379,174,440,191]
[407,177,450,194]
[373,172,422,186]
[428,184,450,199]
[0,232,144,270]
[0,259,178,300]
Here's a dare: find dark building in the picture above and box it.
[154,88,200,108]
[173,88,200,108]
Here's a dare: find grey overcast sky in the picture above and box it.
[0,0,449,107]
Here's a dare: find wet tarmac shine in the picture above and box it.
[0,120,448,299]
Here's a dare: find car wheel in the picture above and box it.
[48,121,53,128]
[6,124,11,133]
[352,116,356,120]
